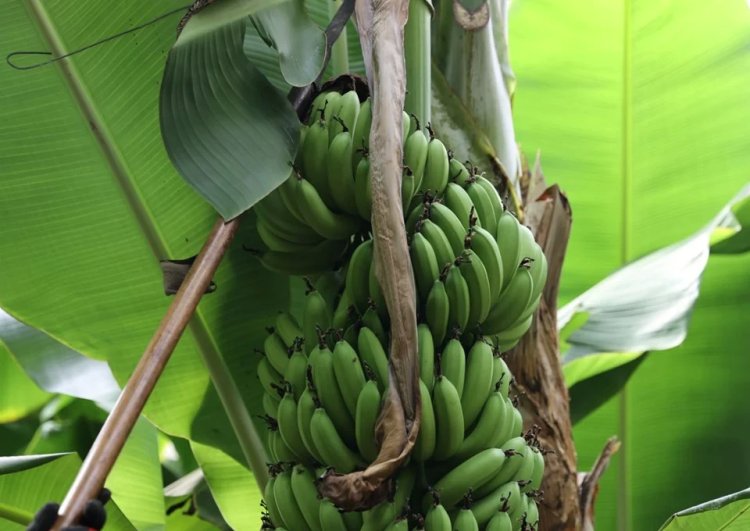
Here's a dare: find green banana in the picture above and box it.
[452,508,479,531]
[510,402,524,438]
[493,397,518,448]
[341,509,363,531]
[444,263,470,332]
[483,267,534,335]
[310,408,363,473]
[258,357,283,396]
[270,426,299,462]
[402,167,418,213]
[385,518,409,531]
[513,445,535,485]
[495,212,523,288]
[524,447,545,492]
[362,465,416,530]
[264,473,285,528]
[368,261,388,320]
[421,136,450,195]
[362,304,388,348]
[273,469,311,531]
[494,314,534,353]
[297,387,324,463]
[303,287,332,355]
[418,323,436,391]
[440,338,466,398]
[466,179,498,231]
[346,240,374,314]
[308,344,355,444]
[301,119,335,208]
[448,158,471,187]
[257,238,347,276]
[524,497,539,529]
[433,375,465,461]
[444,183,477,230]
[275,312,303,348]
[425,279,450,346]
[358,326,390,390]
[285,348,308,400]
[265,332,291,375]
[257,216,322,253]
[319,499,348,531]
[411,232,441,302]
[255,182,315,234]
[263,391,281,418]
[279,175,315,225]
[414,379,437,461]
[354,156,372,220]
[468,226,503,306]
[327,130,359,215]
[308,90,341,125]
[351,98,372,171]
[418,218,455,273]
[485,510,512,531]
[425,501,452,531]
[429,202,466,256]
[461,339,495,429]
[508,493,527,530]
[492,355,511,397]
[277,392,310,462]
[404,129,429,190]
[332,338,367,417]
[290,464,323,531]
[329,90,360,140]
[433,448,506,508]
[459,250,492,329]
[292,176,361,239]
[454,391,509,461]
[355,379,381,462]
[472,482,519,527]
[473,175,505,219]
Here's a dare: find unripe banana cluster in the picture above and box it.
[254,88,547,530]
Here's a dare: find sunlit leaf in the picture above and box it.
[658,487,750,530]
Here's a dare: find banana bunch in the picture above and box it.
[254,87,548,530]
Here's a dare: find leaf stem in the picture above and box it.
[404,0,431,123]
[0,502,34,526]
[329,0,350,75]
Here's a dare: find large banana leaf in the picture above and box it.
[510,1,750,530]
[0,0,289,505]
[659,487,750,530]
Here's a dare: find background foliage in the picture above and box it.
[0,0,748,530]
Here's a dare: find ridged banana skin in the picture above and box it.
[292,177,361,239]
[461,340,497,430]
[264,475,285,528]
[273,469,311,531]
[351,99,372,171]
[459,250,492,329]
[418,323,436,391]
[468,226,504,304]
[290,465,324,531]
[264,332,290,375]
[432,375,465,461]
[309,346,355,444]
[328,131,359,215]
[258,239,347,277]
[310,408,363,473]
[495,212,522,288]
[421,138,450,196]
[257,357,283,396]
[483,268,534,335]
[524,446,545,492]
[454,392,508,462]
[444,182,477,231]
[418,219,455,273]
[297,388,324,463]
[319,499,348,531]
[414,379,437,461]
[332,339,367,417]
[434,448,507,508]
[473,175,505,219]
[452,509,479,531]
[354,157,372,220]
[303,289,332,355]
[404,129,429,189]
[425,503,452,531]
[355,379,382,462]
[426,279,450,346]
[440,339,466,398]
[444,264,470,332]
[357,326,390,391]
[277,393,311,462]
[472,482,519,527]
[466,180,497,232]
[346,240,374,314]
[301,120,335,208]
[448,158,471,187]
[285,350,308,399]
[485,510,513,531]
[411,232,441,302]
[329,90,360,140]
[429,202,466,256]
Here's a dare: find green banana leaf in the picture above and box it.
[0,453,134,530]
[0,2,290,524]
[510,1,750,530]
[658,487,750,530]
[0,344,49,424]
[160,0,301,220]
